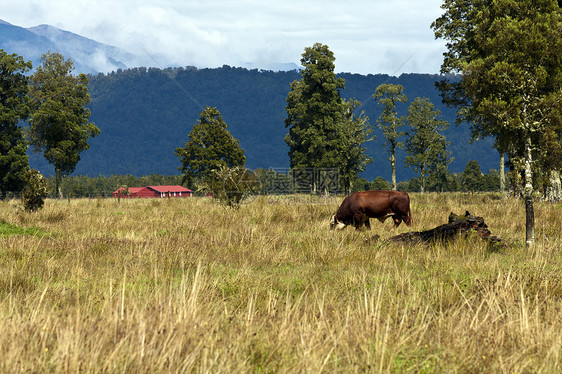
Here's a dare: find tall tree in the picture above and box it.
[0,50,31,196]
[404,97,452,193]
[460,160,485,192]
[432,0,562,247]
[373,84,407,190]
[28,52,100,198]
[339,99,373,192]
[285,43,345,169]
[284,43,372,192]
[175,106,245,188]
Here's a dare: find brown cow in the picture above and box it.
[330,190,412,230]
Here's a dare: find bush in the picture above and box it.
[207,166,259,208]
[371,176,392,191]
[21,169,48,212]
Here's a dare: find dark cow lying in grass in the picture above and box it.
[330,190,412,230]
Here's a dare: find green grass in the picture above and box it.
[0,220,49,237]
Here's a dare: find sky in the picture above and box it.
[1,0,448,76]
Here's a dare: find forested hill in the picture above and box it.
[28,66,497,181]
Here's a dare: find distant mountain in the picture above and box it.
[0,19,137,74]
[0,19,301,74]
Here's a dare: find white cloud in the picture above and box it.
[1,0,447,75]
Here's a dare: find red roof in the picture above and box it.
[112,185,192,198]
[147,185,192,193]
[113,187,149,194]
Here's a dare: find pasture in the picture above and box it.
[1,193,561,373]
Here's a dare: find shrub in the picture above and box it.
[21,169,48,212]
[207,166,259,208]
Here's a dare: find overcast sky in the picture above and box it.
[2,0,448,75]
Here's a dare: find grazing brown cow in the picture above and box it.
[330,190,412,230]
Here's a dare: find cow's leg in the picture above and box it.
[364,218,371,230]
[353,210,365,230]
[392,216,402,228]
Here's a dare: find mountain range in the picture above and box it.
[0,19,299,74]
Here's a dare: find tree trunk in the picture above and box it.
[56,167,63,199]
[500,153,505,193]
[523,135,535,248]
[545,170,561,203]
[390,151,397,191]
[387,211,501,247]
[421,163,426,193]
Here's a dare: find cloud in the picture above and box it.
[1,0,447,75]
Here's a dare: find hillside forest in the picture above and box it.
[27,66,498,183]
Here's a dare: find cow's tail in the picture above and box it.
[404,192,413,226]
[407,204,413,226]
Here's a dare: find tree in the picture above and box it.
[426,166,459,192]
[208,165,258,208]
[460,160,484,192]
[21,169,48,212]
[371,176,392,191]
[175,106,245,188]
[373,84,407,190]
[339,99,373,192]
[0,50,32,196]
[404,97,452,193]
[432,0,562,247]
[483,169,501,192]
[284,43,372,192]
[28,52,100,198]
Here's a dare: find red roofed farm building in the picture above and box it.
[112,187,154,198]
[147,185,192,198]
[112,185,192,198]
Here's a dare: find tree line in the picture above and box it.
[14,157,497,199]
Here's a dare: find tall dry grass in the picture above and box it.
[0,193,561,373]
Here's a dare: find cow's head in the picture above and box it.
[330,214,346,230]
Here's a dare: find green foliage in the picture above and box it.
[433,0,562,246]
[426,167,460,192]
[50,174,183,198]
[284,43,372,192]
[206,166,259,208]
[374,84,407,146]
[339,99,374,191]
[0,50,32,195]
[284,43,345,169]
[452,162,501,193]
[482,170,501,192]
[373,84,408,189]
[58,67,499,181]
[404,97,452,192]
[351,176,392,192]
[21,169,48,212]
[351,177,371,192]
[175,106,245,188]
[371,176,392,191]
[27,52,100,197]
[0,220,48,237]
[460,160,484,192]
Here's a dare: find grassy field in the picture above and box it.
[1,193,561,373]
